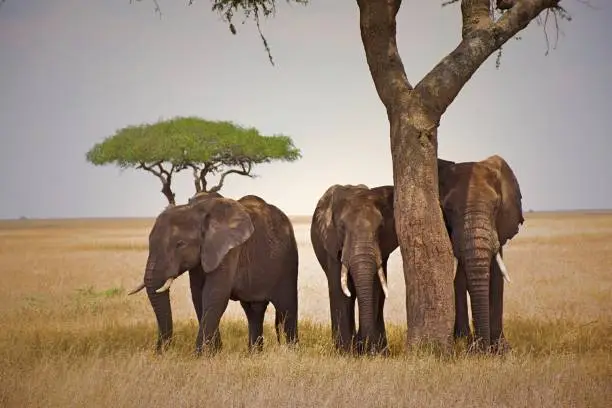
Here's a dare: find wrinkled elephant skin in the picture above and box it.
[311,184,398,355]
[129,192,299,355]
[438,155,524,354]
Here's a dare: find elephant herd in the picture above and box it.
[128,154,524,357]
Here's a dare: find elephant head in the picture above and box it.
[438,155,523,350]
[128,196,254,352]
[313,184,398,352]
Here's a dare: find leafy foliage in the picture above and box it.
[129,0,309,65]
[86,116,301,203]
[86,116,300,168]
[209,0,309,65]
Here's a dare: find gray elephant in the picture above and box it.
[128,192,299,354]
[437,155,524,353]
[311,184,398,355]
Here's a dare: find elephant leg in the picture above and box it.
[327,256,356,353]
[274,312,282,344]
[189,267,205,322]
[271,285,299,346]
[490,248,510,354]
[195,272,232,355]
[453,261,471,340]
[373,260,389,355]
[240,300,269,352]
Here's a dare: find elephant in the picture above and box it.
[437,155,524,353]
[311,184,398,355]
[128,192,299,354]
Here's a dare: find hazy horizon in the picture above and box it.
[1,0,611,219]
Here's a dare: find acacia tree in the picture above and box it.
[355,0,578,349]
[121,0,581,349]
[86,116,301,205]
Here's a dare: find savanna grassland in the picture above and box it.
[0,212,610,407]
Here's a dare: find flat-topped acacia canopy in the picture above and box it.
[86,116,301,204]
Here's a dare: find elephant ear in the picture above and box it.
[370,185,398,256]
[199,198,254,273]
[437,158,456,175]
[313,185,345,256]
[483,155,524,246]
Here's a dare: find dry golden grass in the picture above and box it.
[0,211,611,407]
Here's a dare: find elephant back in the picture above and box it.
[237,195,298,267]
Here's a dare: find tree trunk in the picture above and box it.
[356,0,564,351]
[390,104,455,349]
[194,177,202,194]
[200,174,208,192]
[161,181,176,205]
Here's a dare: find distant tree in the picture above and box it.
[86,116,301,205]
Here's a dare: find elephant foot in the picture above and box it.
[490,336,512,356]
[195,344,221,357]
[248,337,265,353]
[283,341,300,352]
[195,335,223,357]
[453,326,472,341]
[155,337,173,355]
[466,337,490,354]
[355,336,389,357]
[333,334,358,356]
[466,336,510,356]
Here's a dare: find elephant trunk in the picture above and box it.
[463,256,491,350]
[147,287,173,353]
[455,220,497,351]
[143,255,173,353]
[348,247,381,354]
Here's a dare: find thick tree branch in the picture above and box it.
[415,0,561,119]
[356,0,413,114]
[461,0,493,39]
[209,162,253,193]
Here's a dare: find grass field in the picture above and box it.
[0,212,611,407]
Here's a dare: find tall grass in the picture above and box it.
[0,213,611,407]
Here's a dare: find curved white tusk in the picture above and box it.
[340,263,352,297]
[127,282,145,295]
[496,253,511,283]
[155,277,174,293]
[377,266,389,298]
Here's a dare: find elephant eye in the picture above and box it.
[176,240,187,248]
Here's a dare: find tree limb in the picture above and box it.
[461,0,493,39]
[130,0,162,19]
[209,162,254,193]
[356,0,413,115]
[137,161,164,181]
[156,163,171,178]
[187,163,203,193]
[415,0,561,119]
[137,161,177,204]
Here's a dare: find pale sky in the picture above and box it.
[1,0,610,218]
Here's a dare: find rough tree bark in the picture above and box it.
[160,179,176,205]
[356,0,562,349]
